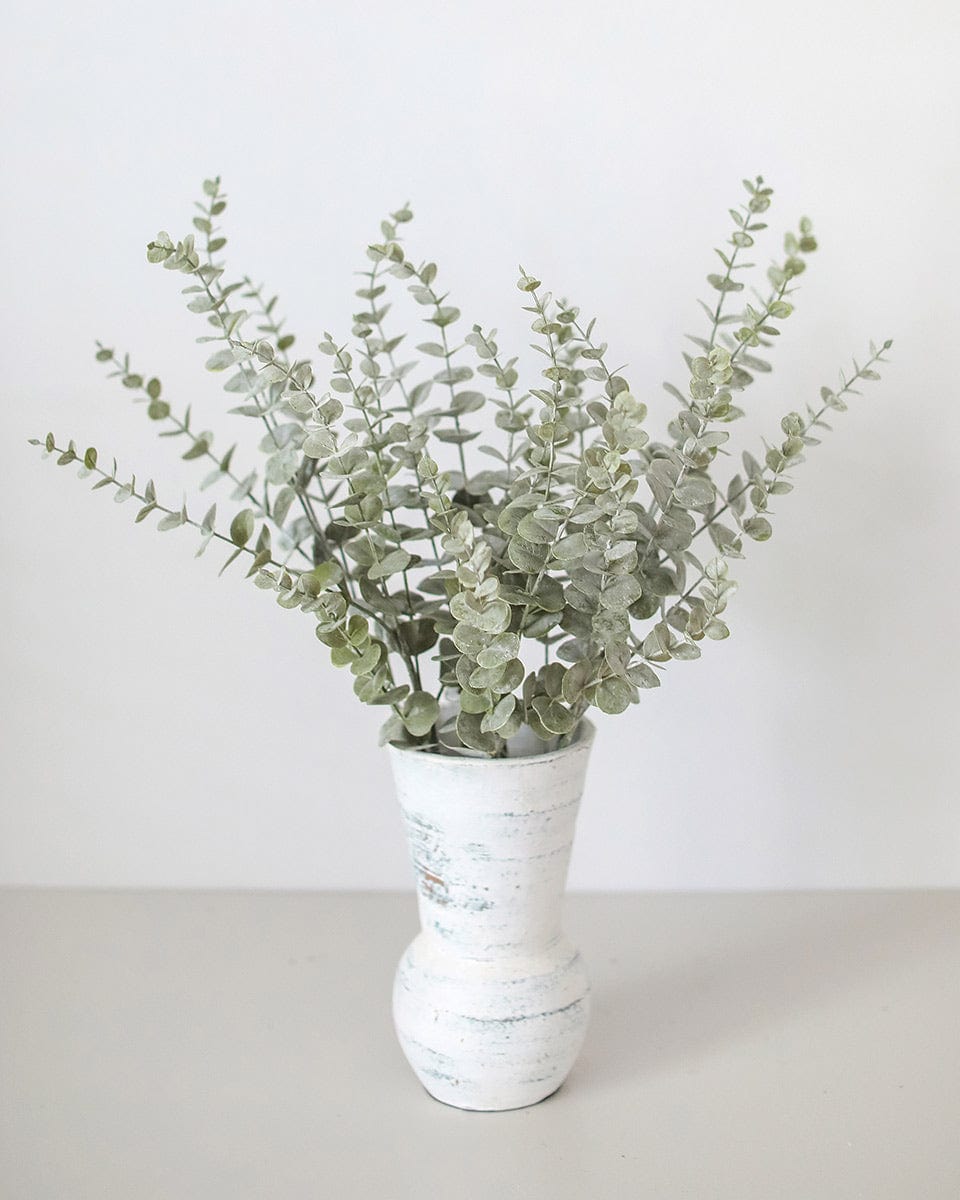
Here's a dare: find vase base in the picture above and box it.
[393,934,591,1113]
[419,1079,566,1113]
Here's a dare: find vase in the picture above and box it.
[387,719,595,1111]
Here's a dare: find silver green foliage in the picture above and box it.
[31,175,892,755]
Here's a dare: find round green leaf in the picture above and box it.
[402,691,440,738]
[481,694,517,734]
[476,633,520,670]
[743,516,773,542]
[594,677,635,714]
[455,711,501,755]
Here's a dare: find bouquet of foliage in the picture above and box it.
[32,176,890,756]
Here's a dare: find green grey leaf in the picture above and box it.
[594,676,635,714]
[230,509,255,547]
[481,693,517,734]
[743,516,773,542]
[368,548,412,580]
[476,633,521,670]
[674,476,715,507]
[628,662,660,689]
[157,510,185,531]
[455,711,501,755]
[401,691,440,737]
[599,576,642,612]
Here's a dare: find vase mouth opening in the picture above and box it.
[387,717,596,766]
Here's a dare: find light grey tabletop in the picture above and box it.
[1,889,958,1199]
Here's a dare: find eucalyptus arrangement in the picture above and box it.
[32,177,890,757]
[31,177,892,1109]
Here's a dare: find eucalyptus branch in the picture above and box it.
[328,343,423,690]
[188,179,334,566]
[356,224,444,570]
[30,436,290,572]
[704,175,771,351]
[463,323,529,488]
[219,333,356,581]
[350,243,433,616]
[490,351,526,485]
[644,206,816,571]
[241,277,297,356]
[516,272,568,502]
[235,265,354,582]
[666,183,818,456]
[372,241,473,484]
[514,306,640,636]
[690,342,892,551]
[91,346,319,566]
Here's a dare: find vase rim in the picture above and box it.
[386,717,596,768]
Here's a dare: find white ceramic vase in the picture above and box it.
[387,719,595,1111]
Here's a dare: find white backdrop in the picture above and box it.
[2,0,958,890]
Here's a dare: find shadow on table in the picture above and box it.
[575,891,957,1089]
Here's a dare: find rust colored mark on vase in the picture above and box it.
[416,864,449,904]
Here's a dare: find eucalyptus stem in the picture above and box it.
[523,280,565,502]
[689,346,890,550]
[96,347,319,566]
[37,441,290,570]
[188,180,375,637]
[362,252,443,569]
[704,177,770,351]
[349,263,428,628]
[421,280,468,483]
[194,182,334,566]
[324,346,423,691]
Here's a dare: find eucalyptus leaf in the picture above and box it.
[230,509,255,547]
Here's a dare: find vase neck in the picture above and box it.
[389,737,593,959]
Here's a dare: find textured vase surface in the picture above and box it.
[387,720,594,1111]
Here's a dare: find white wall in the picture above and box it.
[2,0,958,890]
